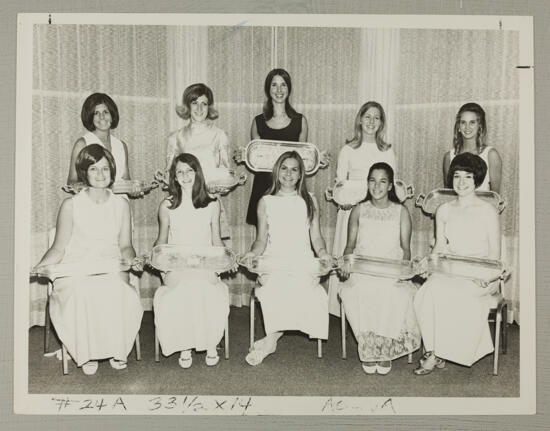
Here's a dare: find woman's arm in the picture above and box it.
[250,118,260,140]
[442,151,451,188]
[399,205,412,260]
[120,140,131,180]
[309,197,330,260]
[165,132,179,173]
[342,205,360,255]
[245,197,268,257]
[154,200,170,247]
[487,148,503,194]
[216,131,230,169]
[299,115,309,142]
[67,138,87,184]
[432,204,449,254]
[210,199,224,246]
[335,146,350,183]
[118,199,136,261]
[36,199,74,267]
[485,205,501,260]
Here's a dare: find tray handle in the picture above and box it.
[497,196,507,213]
[415,193,426,208]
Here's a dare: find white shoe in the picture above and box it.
[82,361,98,375]
[109,358,127,370]
[178,350,192,369]
[361,362,377,375]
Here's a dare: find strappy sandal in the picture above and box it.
[413,352,445,375]
[245,340,276,366]
[178,350,192,369]
[109,358,127,370]
[82,361,98,375]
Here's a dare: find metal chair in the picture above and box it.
[249,287,323,358]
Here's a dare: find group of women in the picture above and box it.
[35,67,504,378]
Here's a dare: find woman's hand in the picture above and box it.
[337,261,351,281]
[232,149,244,164]
[320,150,331,168]
[130,255,146,273]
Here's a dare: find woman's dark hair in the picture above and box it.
[262,68,300,120]
[266,151,314,222]
[81,93,119,131]
[453,102,487,154]
[364,162,400,203]
[168,153,214,210]
[346,101,390,151]
[447,152,488,188]
[175,83,219,120]
[75,144,116,187]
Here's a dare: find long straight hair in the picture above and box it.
[266,151,314,222]
[346,101,390,151]
[168,153,214,210]
[363,162,400,204]
[452,102,487,155]
[262,68,301,120]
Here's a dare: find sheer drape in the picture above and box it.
[30,24,520,327]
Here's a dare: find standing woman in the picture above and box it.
[243,68,309,227]
[442,102,502,193]
[328,101,396,316]
[67,93,132,185]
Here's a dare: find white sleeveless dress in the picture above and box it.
[339,201,420,361]
[83,131,127,181]
[153,196,229,355]
[448,146,493,191]
[328,143,396,316]
[414,211,499,366]
[255,194,328,339]
[49,190,143,366]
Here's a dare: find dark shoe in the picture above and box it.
[414,352,445,375]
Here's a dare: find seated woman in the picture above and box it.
[338,162,420,375]
[414,152,501,375]
[35,144,143,375]
[153,153,229,368]
[242,151,331,366]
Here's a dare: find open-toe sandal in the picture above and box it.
[414,353,445,375]
[245,342,276,366]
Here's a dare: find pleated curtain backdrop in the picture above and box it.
[29,24,520,327]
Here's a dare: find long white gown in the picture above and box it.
[413,213,499,366]
[339,201,420,361]
[328,142,396,316]
[255,194,328,340]
[49,190,143,366]
[153,196,229,356]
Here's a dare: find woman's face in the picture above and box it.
[452,170,476,196]
[278,157,300,190]
[87,157,111,188]
[269,75,289,104]
[92,104,112,132]
[361,107,382,137]
[368,168,392,200]
[175,161,196,191]
[189,95,209,123]
[458,111,481,141]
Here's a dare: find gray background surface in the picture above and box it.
[1,0,548,429]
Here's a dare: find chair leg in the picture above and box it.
[62,344,68,375]
[135,333,141,361]
[317,339,322,359]
[224,318,229,359]
[501,303,508,354]
[340,301,347,360]
[493,307,502,376]
[44,299,51,354]
[249,294,255,350]
[154,330,160,363]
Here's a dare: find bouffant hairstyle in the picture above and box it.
[447,152,488,188]
[175,83,219,121]
[75,144,116,187]
[81,93,119,131]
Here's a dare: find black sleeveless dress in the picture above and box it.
[245,113,303,226]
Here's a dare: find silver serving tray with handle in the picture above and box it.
[325,179,414,206]
[237,254,337,276]
[149,244,236,273]
[153,168,246,195]
[415,188,506,214]
[31,258,132,281]
[422,253,509,286]
[339,254,417,280]
[62,179,159,195]
[239,139,326,175]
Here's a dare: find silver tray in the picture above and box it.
[237,254,337,276]
[62,179,159,195]
[239,139,326,175]
[325,179,414,206]
[415,188,506,214]
[339,254,416,280]
[423,253,508,285]
[31,258,132,281]
[154,168,247,195]
[149,244,236,273]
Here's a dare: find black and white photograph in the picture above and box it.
[13,12,535,416]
